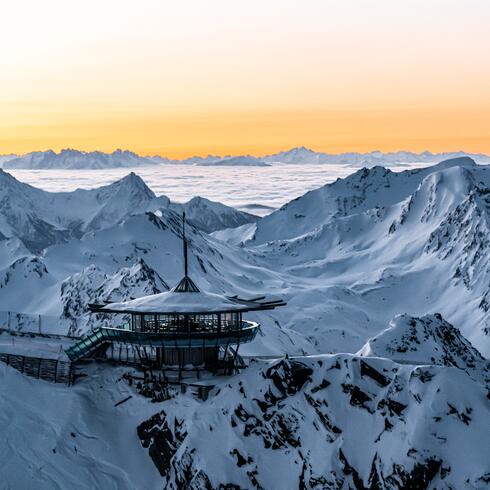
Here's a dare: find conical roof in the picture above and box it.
[90,289,285,314]
[88,213,285,315]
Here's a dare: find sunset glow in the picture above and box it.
[2,0,489,157]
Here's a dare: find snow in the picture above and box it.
[1,315,488,488]
[100,285,278,314]
[2,157,490,356]
[0,363,162,489]
[1,155,490,486]
[0,330,72,360]
[168,196,258,234]
[0,169,255,252]
[135,347,490,488]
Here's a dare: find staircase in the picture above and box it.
[65,328,111,361]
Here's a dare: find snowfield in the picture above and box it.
[0,156,490,488]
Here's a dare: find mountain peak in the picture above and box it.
[433,156,476,169]
[359,313,489,376]
[111,172,154,195]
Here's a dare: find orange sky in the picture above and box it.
[1,0,489,157]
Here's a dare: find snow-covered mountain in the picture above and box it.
[359,313,490,383]
[3,157,490,357]
[179,155,222,165]
[0,170,166,252]
[0,170,257,252]
[148,154,269,166]
[1,313,488,489]
[60,258,170,333]
[1,157,490,488]
[169,196,258,233]
[264,146,331,164]
[215,157,490,356]
[136,314,489,488]
[4,149,157,169]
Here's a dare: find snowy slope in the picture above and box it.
[4,149,157,169]
[169,196,258,233]
[0,237,30,269]
[218,158,490,356]
[0,363,162,489]
[359,313,490,383]
[0,170,255,252]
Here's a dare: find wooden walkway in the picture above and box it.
[0,352,74,385]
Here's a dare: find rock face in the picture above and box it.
[137,342,490,489]
[0,257,55,312]
[60,258,169,333]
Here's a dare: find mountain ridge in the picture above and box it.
[3,148,490,168]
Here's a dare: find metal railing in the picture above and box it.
[0,352,74,385]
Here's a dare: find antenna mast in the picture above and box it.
[182,212,188,276]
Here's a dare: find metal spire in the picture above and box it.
[183,212,188,277]
[172,212,200,292]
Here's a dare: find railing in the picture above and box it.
[65,321,260,361]
[0,352,74,385]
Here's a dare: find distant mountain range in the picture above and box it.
[3,149,156,170]
[262,146,490,166]
[2,147,490,169]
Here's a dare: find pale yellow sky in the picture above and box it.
[1,0,489,157]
